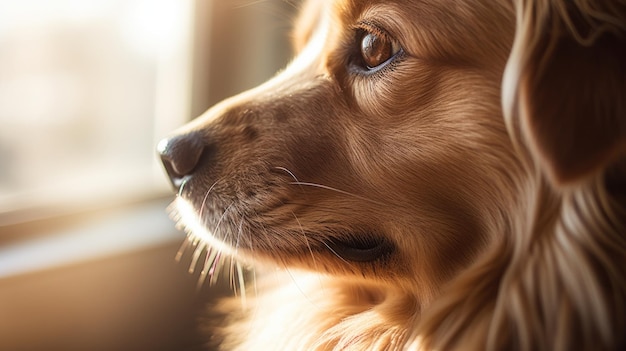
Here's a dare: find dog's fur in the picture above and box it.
[158,0,626,350]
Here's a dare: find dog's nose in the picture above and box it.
[157,132,205,190]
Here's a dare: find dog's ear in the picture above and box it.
[506,0,626,186]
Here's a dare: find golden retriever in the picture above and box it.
[157,0,626,349]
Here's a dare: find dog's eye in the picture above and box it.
[358,29,401,70]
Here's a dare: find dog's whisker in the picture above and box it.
[197,246,214,289]
[251,268,258,301]
[285,211,326,292]
[188,203,235,287]
[235,213,246,255]
[284,267,317,307]
[273,166,305,192]
[281,200,350,213]
[200,247,219,285]
[213,204,235,241]
[229,256,236,293]
[236,261,247,308]
[189,241,205,274]
[291,211,318,271]
[273,166,299,180]
[208,251,224,285]
[288,181,384,206]
[320,241,354,268]
[231,214,249,303]
[175,234,193,262]
[232,0,269,10]
[177,176,192,197]
[199,180,221,220]
[167,203,187,234]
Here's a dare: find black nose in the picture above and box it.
[157,132,205,190]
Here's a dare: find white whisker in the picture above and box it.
[289,181,384,206]
[321,241,354,267]
[175,235,192,262]
[209,252,224,285]
[230,254,237,293]
[235,214,246,255]
[291,211,318,271]
[197,246,214,289]
[177,175,192,197]
[189,241,205,274]
[236,262,247,308]
[273,166,299,180]
[199,180,221,220]
[274,166,305,193]
[171,197,240,291]
[284,267,317,306]
[232,0,268,10]
[213,204,235,240]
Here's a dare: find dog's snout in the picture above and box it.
[157,132,206,189]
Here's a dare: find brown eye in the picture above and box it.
[359,31,401,69]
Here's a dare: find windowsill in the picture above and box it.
[0,196,183,279]
[0,196,227,351]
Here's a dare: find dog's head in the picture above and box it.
[157,0,625,302]
[158,0,519,295]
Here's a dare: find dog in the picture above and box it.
[157,0,626,349]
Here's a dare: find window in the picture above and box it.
[0,1,296,349]
[0,0,295,270]
[0,0,194,217]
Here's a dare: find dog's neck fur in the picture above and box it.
[416,162,626,351]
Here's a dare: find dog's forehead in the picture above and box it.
[332,0,473,22]
[325,0,514,64]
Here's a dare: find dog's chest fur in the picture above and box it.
[215,274,419,350]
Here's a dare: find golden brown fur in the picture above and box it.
[158,0,626,350]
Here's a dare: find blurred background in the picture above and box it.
[0,0,296,349]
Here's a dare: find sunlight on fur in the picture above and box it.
[169,197,250,303]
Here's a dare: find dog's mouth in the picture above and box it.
[174,196,394,264]
[325,234,393,262]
